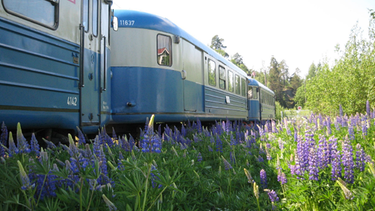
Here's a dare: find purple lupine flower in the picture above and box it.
[141,131,162,153]
[222,156,233,170]
[342,138,354,183]
[361,115,368,138]
[215,135,223,153]
[16,124,30,154]
[150,164,162,188]
[260,169,267,188]
[317,135,327,169]
[331,150,342,181]
[277,169,287,185]
[308,148,319,181]
[335,117,341,131]
[268,190,279,202]
[257,155,264,163]
[30,133,40,156]
[197,152,202,162]
[8,132,19,157]
[230,151,236,164]
[77,127,86,145]
[355,144,366,172]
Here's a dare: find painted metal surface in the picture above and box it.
[0,16,80,130]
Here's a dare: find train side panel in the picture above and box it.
[0,1,80,130]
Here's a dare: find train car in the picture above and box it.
[110,10,249,127]
[0,0,113,139]
[247,78,276,122]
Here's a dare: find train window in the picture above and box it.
[248,87,253,99]
[157,35,172,66]
[235,75,240,95]
[208,60,216,86]
[228,70,234,92]
[219,66,226,90]
[82,0,89,32]
[92,0,98,37]
[253,87,258,99]
[241,78,246,97]
[3,0,58,29]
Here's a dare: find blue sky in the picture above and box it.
[113,0,375,77]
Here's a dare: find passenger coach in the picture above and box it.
[0,0,113,138]
[110,10,250,126]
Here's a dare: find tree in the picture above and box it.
[210,35,229,58]
[268,57,285,107]
[231,53,250,74]
[306,63,317,80]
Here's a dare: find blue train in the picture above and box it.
[0,2,275,140]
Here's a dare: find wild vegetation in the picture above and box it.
[1,102,375,210]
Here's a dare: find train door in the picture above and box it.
[79,0,101,129]
[99,0,111,125]
[181,40,204,112]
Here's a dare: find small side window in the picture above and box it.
[82,0,89,32]
[248,87,253,99]
[157,35,172,66]
[235,75,240,95]
[241,78,246,97]
[228,70,234,92]
[219,66,226,90]
[92,0,98,37]
[208,60,216,86]
[3,0,59,29]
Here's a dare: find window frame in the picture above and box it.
[241,78,246,97]
[208,59,216,86]
[2,0,59,30]
[235,74,240,95]
[219,65,226,90]
[228,70,234,93]
[157,34,173,67]
[92,0,99,37]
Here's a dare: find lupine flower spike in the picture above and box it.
[102,194,117,211]
[336,177,354,200]
[17,160,34,190]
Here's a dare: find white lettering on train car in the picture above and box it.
[67,97,78,106]
[119,20,135,26]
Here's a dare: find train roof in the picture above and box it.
[247,78,274,94]
[114,10,247,77]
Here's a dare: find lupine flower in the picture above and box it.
[244,168,254,183]
[215,135,223,153]
[336,178,354,200]
[260,169,267,188]
[267,189,279,202]
[267,189,279,210]
[355,144,366,172]
[8,132,19,157]
[17,160,34,190]
[277,169,287,184]
[16,123,30,154]
[342,138,354,183]
[308,148,319,181]
[331,150,342,181]
[102,194,117,211]
[30,133,40,156]
[253,182,259,200]
[76,126,86,145]
[150,164,162,188]
[339,104,343,117]
[348,121,355,140]
[221,156,233,170]
[197,152,202,162]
